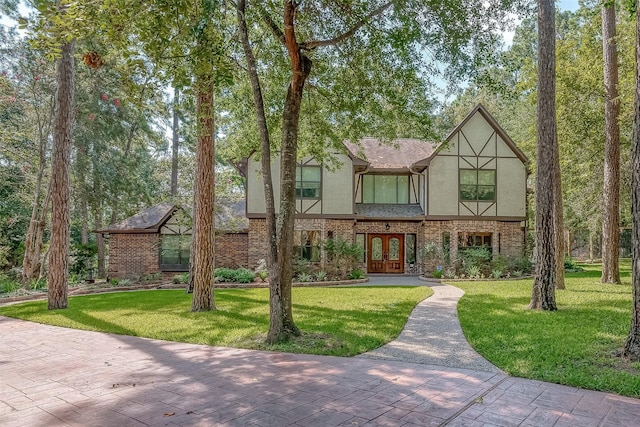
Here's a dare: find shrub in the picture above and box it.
[491,269,503,279]
[419,241,446,272]
[214,268,237,283]
[431,269,443,279]
[348,268,365,280]
[512,270,523,278]
[31,278,47,290]
[235,268,255,284]
[111,278,120,286]
[316,271,327,281]
[459,248,492,270]
[443,268,456,279]
[172,273,189,284]
[256,271,268,282]
[466,265,482,279]
[144,272,161,282]
[504,255,532,274]
[297,272,313,282]
[323,237,364,278]
[0,273,20,294]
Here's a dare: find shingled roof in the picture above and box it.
[96,202,176,234]
[343,138,438,171]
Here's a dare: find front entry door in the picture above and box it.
[367,234,404,273]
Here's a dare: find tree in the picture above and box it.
[189,72,216,311]
[622,0,640,361]
[234,1,524,342]
[47,38,74,309]
[601,1,622,284]
[170,87,180,197]
[529,0,558,310]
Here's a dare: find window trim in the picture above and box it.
[459,169,496,202]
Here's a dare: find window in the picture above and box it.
[406,234,416,264]
[160,234,191,270]
[294,230,321,262]
[362,175,409,204]
[355,234,366,263]
[460,169,496,201]
[458,232,492,250]
[296,165,321,199]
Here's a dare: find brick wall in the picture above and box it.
[246,218,525,273]
[216,232,249,268]
[108,233,159,280]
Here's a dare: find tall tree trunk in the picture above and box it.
[22,172,48,284]
[265,2,312,343]
[530,0,557,311]
[601,3,621,284]
[622,0,640,361]
[171,87,180,197]
[189,72,216,312]
[237,0,280,336]
[48,40,75,310]
[553,135,565,289]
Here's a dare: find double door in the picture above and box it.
[367,234,404,273]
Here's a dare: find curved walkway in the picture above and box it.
[358,276,501,372]
[1,278,639,426]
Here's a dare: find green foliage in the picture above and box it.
[172,273,189,284]
[214,268,237,283]
[256,271,268,282]
[0,272,20,294]
[110,278,119,286]
[214,267,254,283]
[465,265,482,279]
[296,272,313,283]
[234,268,255,284]
[491,269,503,279]
[431,269,443,279]
[347,268,365,280]
[564,257,583,271]
[456,263,640,397]
[70,243,97,278]
[315,271,327,282]
[30,277,46,290]
[323,237,364,279]
[0,286,432,357]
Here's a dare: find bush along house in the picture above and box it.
[245,104,529,275]
[101,104,528,279]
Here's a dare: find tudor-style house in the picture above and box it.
[245,104,528,274]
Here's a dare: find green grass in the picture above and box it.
[0,286,431,357]
[456,262,640,397]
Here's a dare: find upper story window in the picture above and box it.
[362,175,409,204]
[460,169,496,201]
[296,165,321,199]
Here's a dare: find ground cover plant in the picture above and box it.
[0,286,431,356]
[456,261,640,397]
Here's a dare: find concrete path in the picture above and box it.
[1,281,640,426]
[359,277,501,372]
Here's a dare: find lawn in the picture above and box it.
[0,286,431,357]
[456,262,640,397]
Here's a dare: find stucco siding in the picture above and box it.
[322,153,353,214]
[427,155,459,215]
[497,158,527,217]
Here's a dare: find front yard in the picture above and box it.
[456,262,640,397]
[0,286,431,357]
